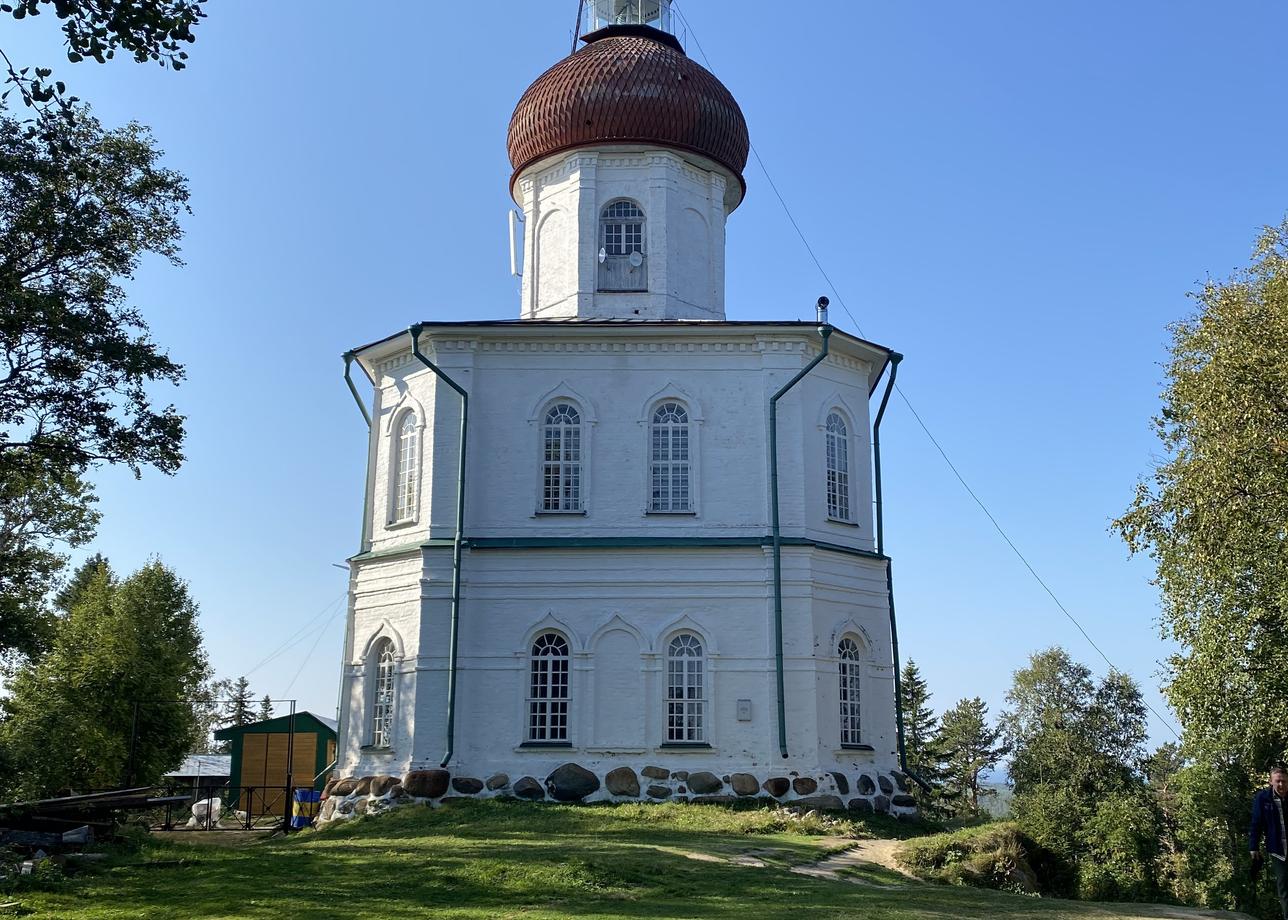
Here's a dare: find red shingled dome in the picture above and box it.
[507,26,749,204]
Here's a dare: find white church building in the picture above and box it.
[326,0,916,817]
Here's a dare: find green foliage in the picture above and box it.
[1115,219,1288,913]
[225,676,255,728]
[899,659,947,810]
[257,694,274,722]
[0,458,98,659]
[0,560,209,797]
[1003,647,1161,901]
[0,104,189,658]
[896,822,1065,896]
[936,697,1008,817]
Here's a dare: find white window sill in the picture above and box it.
[513,742,574,752]
[656,743,713,752]
[826,517,859,527]
[534,509,586,516]
[834,746,876,756]
[385,518,419,530]
[645,510,697,516]
[360,745,396,754]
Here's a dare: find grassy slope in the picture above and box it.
[10,801,1241,919]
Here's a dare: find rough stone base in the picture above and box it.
[317,765,917,826]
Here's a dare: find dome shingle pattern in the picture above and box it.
[508,28,749,199]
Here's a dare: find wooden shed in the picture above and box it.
[213,712,337,817]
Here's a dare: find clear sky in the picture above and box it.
[5,1,1286,742]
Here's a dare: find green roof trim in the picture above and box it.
[213,711,337,741]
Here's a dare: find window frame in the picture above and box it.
[539,401,585,514]
[838,635,863,748]
[526,631,572,744]
[647,400,695,514]
[597,198,648,293]
[369,638,397,750]
[825,409,853,524]
[387,408,423,527]
[665,632,706,744]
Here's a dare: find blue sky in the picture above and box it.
[5,1,1286,741]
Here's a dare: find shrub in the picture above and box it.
[895,821,1070,896]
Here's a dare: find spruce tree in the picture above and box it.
[257,695,274,722]
[899,659,946,806]
[936,697,1008,815]
[225,676,254,727]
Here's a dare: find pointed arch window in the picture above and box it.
[392,411,420,523]
[598,199,647,292]
[371,639,396,748]
[527,632,570,742]
[838,636,862,746]
[825,411,851,522]
[666,633,705,742]
[650,402,691,512]
[542,403,583,512]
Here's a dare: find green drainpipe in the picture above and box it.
[769,297,833,760]
[343,352,374,552]
[872,353,931,792]
[408,324,468,770]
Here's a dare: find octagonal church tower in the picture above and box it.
[330,0,914,817]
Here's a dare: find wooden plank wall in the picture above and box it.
[238,733,318,816]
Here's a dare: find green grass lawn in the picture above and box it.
[6,800,1248,919]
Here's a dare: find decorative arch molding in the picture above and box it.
[588,612,648,655]
[816,392,862,434]
[637,381,705,425]
[357,619,406,665]
[657,612,717,656]
[526,380,599,426]
[828,617,875,656]
[382,388,427,436]
[517,612,583,656]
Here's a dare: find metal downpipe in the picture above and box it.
[408,325,469,770]
[872,354,931,792]
[769,298,833,760]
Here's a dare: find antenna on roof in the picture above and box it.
[571,0,582,53]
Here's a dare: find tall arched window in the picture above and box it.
[542,403,582,512]
[667,633,705,742]
[527,632,570,742]
[825,411,851,521]
[838,636,862,746]
[598,200,646,292]
[371,640,396,748]
[393,411,419,523]
[650,402,691,512]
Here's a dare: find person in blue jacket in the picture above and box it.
[1251,763,1288,918]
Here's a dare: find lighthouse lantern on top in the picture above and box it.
[507,0,748,321]
[580,0,674,33]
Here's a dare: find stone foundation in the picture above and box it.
[316,764,917,825]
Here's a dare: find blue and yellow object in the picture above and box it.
[291,788,321,829]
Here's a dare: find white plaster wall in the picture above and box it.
[516,148,730,321]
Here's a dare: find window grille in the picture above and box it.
[650,402,691,512]
[826,412,850,521]
[542,403,582,511]
[372,641,396,748]
[599,200,646,292]
[838,637,862,746]
[527,632,570,742]
[393,412,419,522]
[667,633,705,742]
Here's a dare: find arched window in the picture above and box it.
[527,632,570,742]
[650,402,691,512]
[371,640,396,748]
[542,403,582,512]
[598,200,646,292]
[392,411,419,523]
[666,633,705,742]
[838,637,862,746]
[825,411,851,521]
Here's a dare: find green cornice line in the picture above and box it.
[350,535,886,562]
